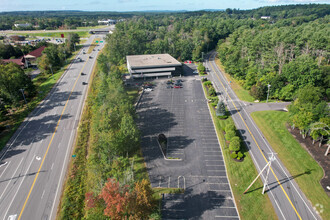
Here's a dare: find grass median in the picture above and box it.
[251,111,329,219]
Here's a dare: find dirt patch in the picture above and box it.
[287,125,330,196]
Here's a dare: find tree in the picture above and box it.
[216,100,227,118]
[0,63,35,107]
[291,111,314,139]
[197,62,206,75]
[100,178,131,219]
[249,82,266,100]
[130,179,154,219]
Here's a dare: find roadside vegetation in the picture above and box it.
[201,82,277,219]
[59,46,162,219]
[0,35,80,150]
[251,111,329,219]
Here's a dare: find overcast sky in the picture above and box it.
[1,0,329,12]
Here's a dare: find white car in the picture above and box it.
[193,70,199,74]
[144,88,153,92]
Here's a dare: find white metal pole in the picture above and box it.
[243,160,271,194]
[262,162,272,194]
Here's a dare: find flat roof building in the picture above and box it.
[126,54,182,79]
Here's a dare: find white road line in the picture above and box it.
[41,190,45,199]
[0,159,22,201]
[0,161,10,179]
[215,216,239,218]
[3,156,35,219]
[50,163,54,171]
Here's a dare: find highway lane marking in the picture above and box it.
[0,159,22,201]
[18,56,90,220]
[41,190,45,199]
[3,156,35,220]
[50,163,54,171]
[209,55,302,220]
[0,161,8,169]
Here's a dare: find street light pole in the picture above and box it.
[49,64,53,75]
[266,84,271,103]
[19,88,27,104]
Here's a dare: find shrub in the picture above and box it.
[229,136,241,152]
[225,123,236,133]
[208,87,217,96]
[230,152,237,159]
[216,101,226,117]
[201,77,208,82]
[237,157,241,160]
[237,151,244,158]
[203,81,212,87]
[225,130,236,141]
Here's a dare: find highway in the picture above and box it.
[0,34,105,220]
[205,52,321,220]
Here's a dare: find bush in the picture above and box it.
[225,130,236,141]
[201,77,208,82]
[229,136,241,152]
[208,87,217,96]
[237,151,244,158]
[225,123,236,133]
[203,81,212,87]
[230,152,237,159]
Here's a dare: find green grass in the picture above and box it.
[20,31,90,38]
[251,111,329,219]
[126,87,140,103]
[76,25,107,30]
[215,59,254,102]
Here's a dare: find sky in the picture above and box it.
[1,0,329,12]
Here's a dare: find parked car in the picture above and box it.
[174,85,182,88]
[193,70,198,74]
[144,88,153,92]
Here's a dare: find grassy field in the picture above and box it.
[25,31,90,38]
[87,38,101,54]
[0,52,78,151]
[251,111,329,219]
[200,82,277,219]
[214,58,255,102]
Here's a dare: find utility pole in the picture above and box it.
[266,84,271,103]
[19,88,27,104]
[244,152,277,194]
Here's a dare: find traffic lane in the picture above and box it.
[208,58,319,220]
[0,40,94,220]
[19,47,96,219]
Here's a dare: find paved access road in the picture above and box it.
[205,52,321,220]
[0,34,105,220]
[137,73,239,219]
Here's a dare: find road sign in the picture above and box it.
[100,41,103,43]
[95,41,99,43]
[61,34,64,38]
[72,154,76,158]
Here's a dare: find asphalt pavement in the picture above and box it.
[136,74,239,219]
[205,52,321,220]
[0,34,105,220]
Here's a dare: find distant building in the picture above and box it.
[126,54,182,79]
[98,19,117,25]
[14,23,32,28]
[261,16,271,20]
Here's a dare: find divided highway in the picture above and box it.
[205,52,320,220]
[0,35,105,220]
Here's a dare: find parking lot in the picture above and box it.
[136,69,239,219]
